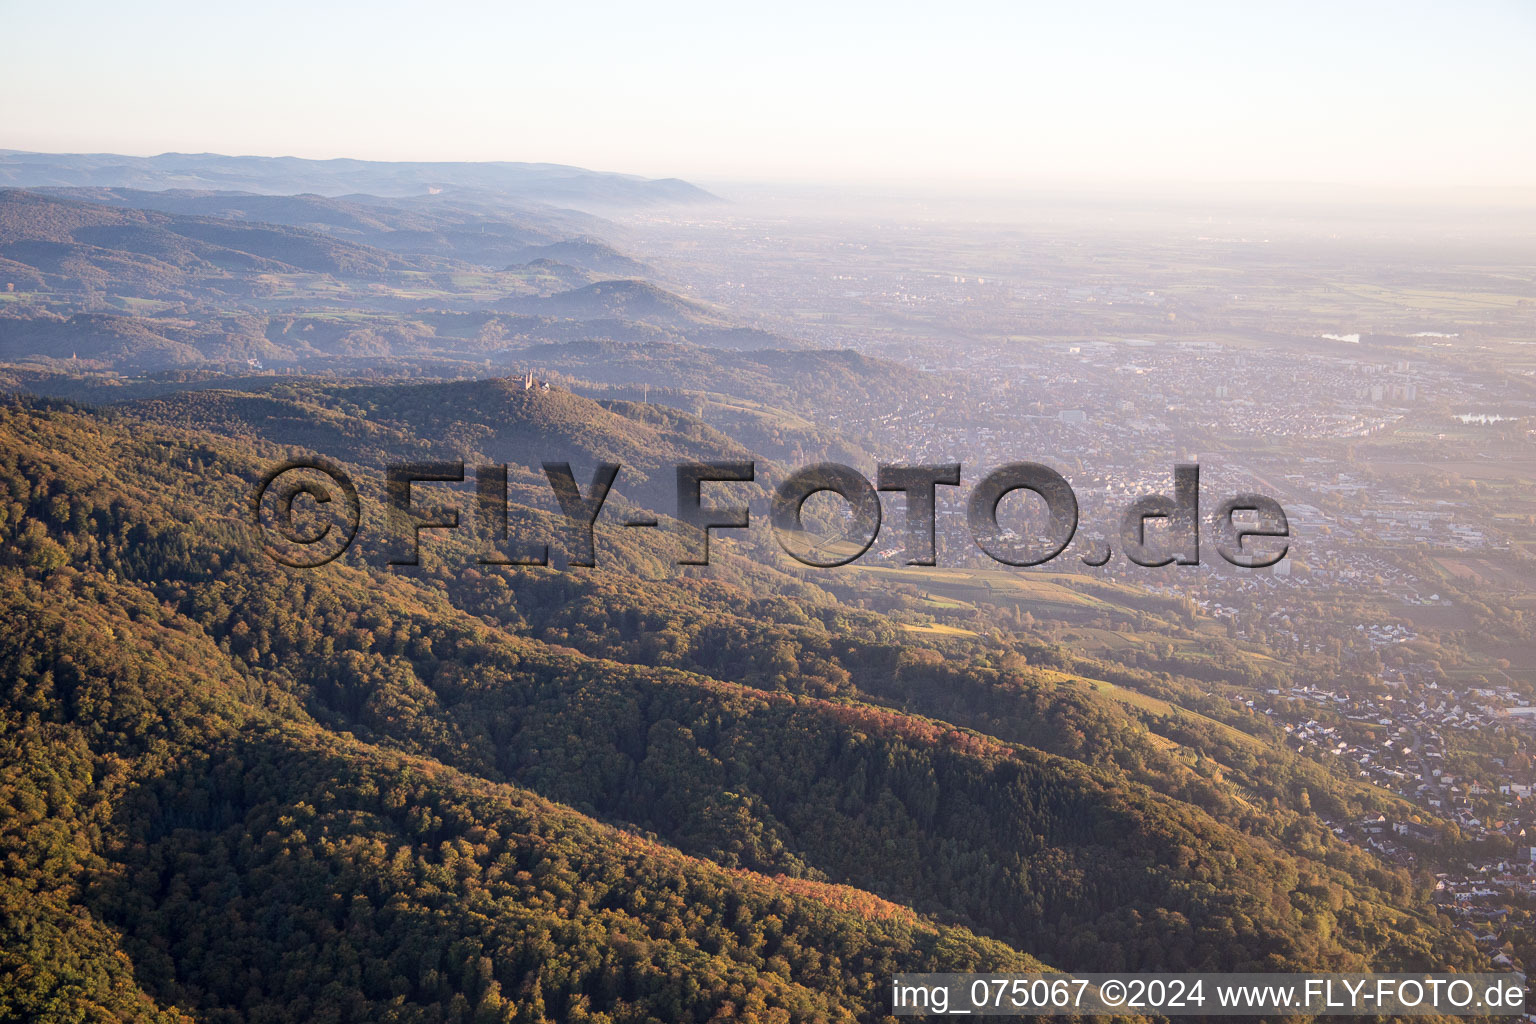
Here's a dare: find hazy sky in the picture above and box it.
[4,0,1533,188]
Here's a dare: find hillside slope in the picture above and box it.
[0,392,1481,1024]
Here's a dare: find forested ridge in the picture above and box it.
[0,392,1482,1022]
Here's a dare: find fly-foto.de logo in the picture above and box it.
[251,459,1289,571]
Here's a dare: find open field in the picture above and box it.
[850,564,1121,619]
[898,622,979,637]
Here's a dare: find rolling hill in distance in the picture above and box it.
[0,149,720,207]
[31,188,641,272]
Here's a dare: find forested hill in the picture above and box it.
[122,377,752,513]
[0,188,414,298]
[0,189,811,375]
[0,150,719,208]
[0,398,1049,1022]
[0,392,1481,1022]
[33,188,640,272]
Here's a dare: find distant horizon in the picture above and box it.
[5,144,1536,212]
